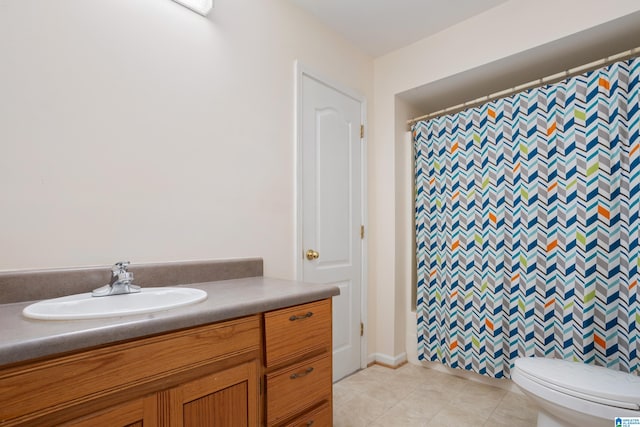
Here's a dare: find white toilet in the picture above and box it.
[511,357,640,427]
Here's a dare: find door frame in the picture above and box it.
[294,61,368,372]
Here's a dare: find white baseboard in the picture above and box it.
[368,352,408,368]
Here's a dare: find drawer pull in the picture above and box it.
[289,311,313,321]
[290,367,314,379]
[306,421,315,426]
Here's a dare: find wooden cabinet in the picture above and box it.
[0,298,333,427]
[264,299,332,426]
[61,360,259,427]
[0,315,261,427]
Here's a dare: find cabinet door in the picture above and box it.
[169,360,259,427]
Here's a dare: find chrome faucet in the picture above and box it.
[92,261,141,297]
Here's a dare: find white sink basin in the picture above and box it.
[22,287,208,320]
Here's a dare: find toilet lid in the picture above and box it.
[514,357,640,410]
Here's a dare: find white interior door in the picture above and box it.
[299,70,364,382]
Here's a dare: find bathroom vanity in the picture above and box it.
[0,259,338,426]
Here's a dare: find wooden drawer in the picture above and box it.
[281,402,331,427]
[266,354,331,425]
[264,299,331,368]
[0,315,260,425]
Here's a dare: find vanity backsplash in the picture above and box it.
[0,258,263,304]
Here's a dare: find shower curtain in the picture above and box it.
[413,56,640,378]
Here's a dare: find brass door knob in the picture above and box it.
[306,249,319,260]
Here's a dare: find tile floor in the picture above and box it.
[333,363,538,427]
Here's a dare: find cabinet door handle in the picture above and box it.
[289,311,313,321]
[306,421,315,427]
[290,367,314,379]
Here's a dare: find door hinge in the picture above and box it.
[360,124,364,139]
[360,322,364,337]
[360,225,365,239]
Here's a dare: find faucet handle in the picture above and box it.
[111,261,133,280]
[113,261,130,273]
[112,261,133,282]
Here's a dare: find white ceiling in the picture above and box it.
[288,0,508,57]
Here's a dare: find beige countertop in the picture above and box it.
[0,276,339,367]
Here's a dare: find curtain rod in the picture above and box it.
[407,47,640,127]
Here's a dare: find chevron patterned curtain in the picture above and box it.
[413,56,640,378]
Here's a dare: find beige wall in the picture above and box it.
[371,0,640,364]
[0,0,373,280]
